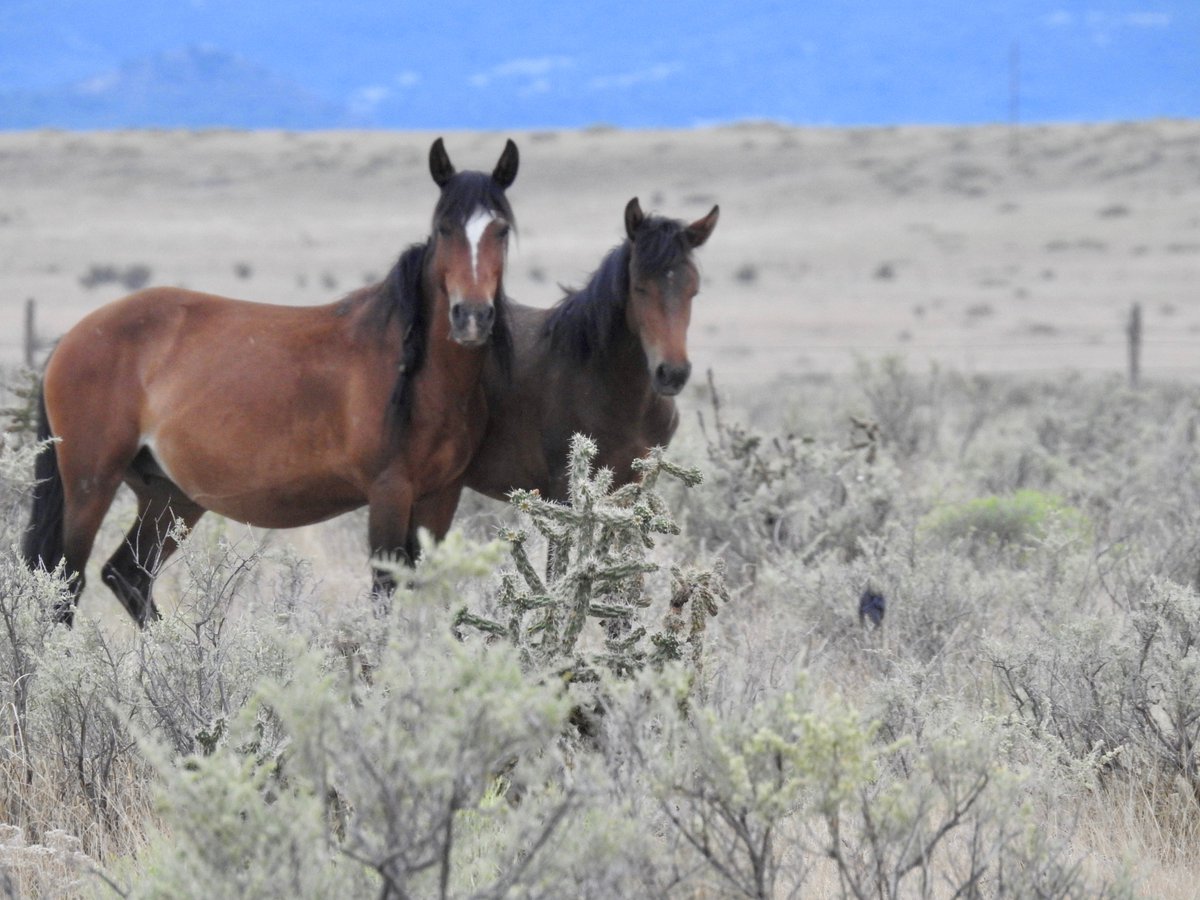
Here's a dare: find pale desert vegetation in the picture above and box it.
[3,357,1200,897]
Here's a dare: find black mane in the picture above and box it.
[363,170,518,425]
[380,243,430,422]
[544,214,693,363]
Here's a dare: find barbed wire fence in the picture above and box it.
[0,299,1177,384]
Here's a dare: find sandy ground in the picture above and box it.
[2,120,1199,385]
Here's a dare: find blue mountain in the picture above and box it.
[0,1,1196,130]
[0,46,349,129]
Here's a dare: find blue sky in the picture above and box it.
[1,1,1196,129]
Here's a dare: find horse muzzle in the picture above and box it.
[449,301,495,347]
[652,360,692,396]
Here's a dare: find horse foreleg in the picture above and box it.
[367,472,416,597]
[412,479,466,543]
[102,481,206,627]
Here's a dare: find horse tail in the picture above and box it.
[21,384,66,573]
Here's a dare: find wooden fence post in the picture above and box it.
[1127,302,1142,388]
[24,298,36,368]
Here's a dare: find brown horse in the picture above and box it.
[22,137,519,626]
[461,197,718,503]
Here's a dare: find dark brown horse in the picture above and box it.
[22,137,519,625]
[461,197,718,503]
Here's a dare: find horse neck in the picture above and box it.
[603,315,653,391]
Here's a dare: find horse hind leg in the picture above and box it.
[102,476,206,627]
[57,473,125,627]
[21,389,80,624]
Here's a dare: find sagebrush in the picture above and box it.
[5,360,1196,896]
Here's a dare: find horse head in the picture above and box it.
[426,138,519,347]
[623,197,719,395]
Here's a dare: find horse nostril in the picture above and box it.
[655,361,692,393]
[450,303,494,342]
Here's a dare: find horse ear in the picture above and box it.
[624,197,645,240]
[492,139,519,189]
[429,137,455,187]
[684,204,719,248]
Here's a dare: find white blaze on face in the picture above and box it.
[464,208,495,283]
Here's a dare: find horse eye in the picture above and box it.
[437,222,453,237]
[495,224,510,240]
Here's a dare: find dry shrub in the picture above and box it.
[7,363,1194,895]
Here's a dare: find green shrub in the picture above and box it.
[924,488,1089,554]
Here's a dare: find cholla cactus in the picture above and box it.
[454,435,725,682]
[659,560,729,678]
